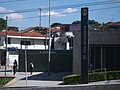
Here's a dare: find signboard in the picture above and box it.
[8,47,17,51]
[21,41,31,45]
[81,7,89,84]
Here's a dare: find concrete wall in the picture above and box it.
[1,84,120,90]
[73,30,120,74]
[19,50,73,72]
[89,30,120,44]
[73,31,81,74]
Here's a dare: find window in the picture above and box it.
[8,38,11,44]
[44,39,49,45]
[31,39,34,45]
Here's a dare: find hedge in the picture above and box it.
[107,71,120,80]
[63,70,120,85]
[63,74,81,84]
[89,72,106,82]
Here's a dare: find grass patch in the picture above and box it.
[0,77,14,85]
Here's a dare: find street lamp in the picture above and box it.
[48,0,51,76]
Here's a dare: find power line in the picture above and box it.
[8,5,120,21]
[0,0,47,5]
[0,0,120,15]
[0,0,29,3]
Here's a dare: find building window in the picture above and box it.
[8,38,11,44]
[31,39,34,45]
[44,39,49,45]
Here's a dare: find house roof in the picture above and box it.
[20,27,34,33]
[0,26,62,37]
[51,27,60,33]
[20,26,49,33]
[0,30,46,37]
[22,32,46,37]
[108,22,120,26]
[21,26,61,33]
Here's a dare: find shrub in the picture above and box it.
[63,74,80,84]
[107,71,120,80]
[63,70,120,85]
[89,72,106,82]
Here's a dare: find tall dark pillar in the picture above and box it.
[81,7,89,84]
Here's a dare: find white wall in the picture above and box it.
[6,36,49,50]
[0,36,5,46]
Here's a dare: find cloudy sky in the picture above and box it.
[0,0,120,30]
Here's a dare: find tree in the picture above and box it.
[100,22,108,30]
[51,22,61,27]
[7,26,19,32]
[89,20,101,27]
[72,20,81,24]
[0,18,7,31]
[72,20,101,26]
[34,26,48,35]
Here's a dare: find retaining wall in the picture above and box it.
[1,84,120,90]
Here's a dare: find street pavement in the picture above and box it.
[0,67,71,87]
[0,67,120,88]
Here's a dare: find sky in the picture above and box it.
[0,0,120,30]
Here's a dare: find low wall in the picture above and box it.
[1,84,120,90]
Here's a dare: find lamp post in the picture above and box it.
[25,45,28,86]
[48,0,51,76]
[21,40,31,86]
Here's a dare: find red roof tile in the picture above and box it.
[0,30,46,37]
[108,22,120,26]
[22,32,46,37]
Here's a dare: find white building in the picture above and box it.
[0,30,49,66]
[0,25,75,66]
[51,25,74,50]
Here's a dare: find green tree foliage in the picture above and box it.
[72,20,101,26]
[0,18,7,31]
[51,22,61,27]
[7,26,19,32]
[89,20,101,27]
[72,20,81,24]
[34,26,48,35]
[100,22,108,30]
[72,20,102,30]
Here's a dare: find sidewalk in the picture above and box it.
[6,72,71,87]
[0,68,120,88]
[0,68,71,87]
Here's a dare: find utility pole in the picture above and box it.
[39,8,41,28]
[48,0,51,76]
[20,40,31,86]
[25,45,28,86]
[5,16,8,78]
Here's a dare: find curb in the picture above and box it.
[5,78,17,86]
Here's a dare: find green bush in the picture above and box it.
[63,74,81,84]
[63,70,120,85]
[89,72,106,82]
[107,71,120,80]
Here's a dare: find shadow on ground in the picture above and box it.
[20,72,72,81]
